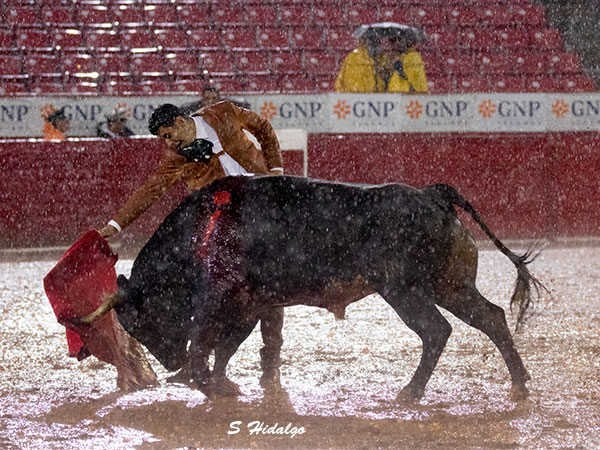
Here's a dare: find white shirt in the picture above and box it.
[191,116,249,176]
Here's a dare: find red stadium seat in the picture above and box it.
[425,29,459,49]
[313,5,345,27]
[441,50,476,75]
[53,29,86,51]
[477,5,512,27]
[314,75,335,92]
[175,4,212,27]
[96,52,130,75]
[561,75,596,92]
[61,52,97,75]
[476,52,513,75]
[86,31,120,51]
[279,5,312,26]
[140,79,174,94]
[246,74,280,93]
[257,28,289,50]
[0,55,23,78]
[211,5,245,26]
[164,51,200,76]
[16,29,53,51]
[246,6,277,25]
[346,5,378,27]
[270,50,302,73]
[525,76,559,92]
[290,28,324,49]
[491,75,525,92]
[100,78,138,95]
[32,81,65,94]
[0,82,29,95]
[427,76,454,94]
[40,6,74,26]
[513,51,546,75]
[512,4,545,26]
[210,75,244,93]
[455,76,490,92]
[460,28,495,50]
[129,51,167,76]
[419,50,443,77]
[65,80,99,95]
[303,51,338,75]
[234,50,269,73]
[144,4,178,26]
[76,6,112,28]
[221,27,257,49]
[199,51,235,74]
[493,27,531,49]
[325,28,355,51]
[0,30,16,51]
[547,52,581,74]
[173,79,206,94]
[378,6,412,24]
[280,74,314,92]
[412,6,446,26]
[531,29,563,50]
[154,29,189,51]
[6,7,40,27]
[120,29,155,49]
[23,53,62,78]
[111,4,145,27]
[188,29,221,49]
[447,6,478,27]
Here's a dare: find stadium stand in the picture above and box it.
[0,0,596,95]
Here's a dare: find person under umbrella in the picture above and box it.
[335,22,428,93]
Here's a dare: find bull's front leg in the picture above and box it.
[211,313,260,397]
[189,317,221,397]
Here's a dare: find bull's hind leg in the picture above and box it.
[379,287,453,402]
[436,288,530,400]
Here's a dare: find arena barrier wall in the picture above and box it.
[1,130,597,249]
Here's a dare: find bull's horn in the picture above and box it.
[75,291,123,325]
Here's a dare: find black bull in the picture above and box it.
[83,175,543,401]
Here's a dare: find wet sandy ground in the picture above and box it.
[0,246,599,449]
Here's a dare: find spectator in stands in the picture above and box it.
[96,106,135,139]
[43,107,70,141]
[180,87,222,115]
[97,101,285,388]
[335,23,428,93]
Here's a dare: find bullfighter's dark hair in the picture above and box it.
[148,103,184,135]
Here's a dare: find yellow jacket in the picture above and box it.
[335,46,428,93]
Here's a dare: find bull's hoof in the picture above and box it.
[191,379,214,399]
[166,369,194,386]
[510,384,529,401]
[210,377,242,397]
[396,386,424,404]
[260,368,281,391]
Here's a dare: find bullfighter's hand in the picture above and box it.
[98,225,118,239]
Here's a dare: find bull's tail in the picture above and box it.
[72,291,125,325]
[428,183,545,331]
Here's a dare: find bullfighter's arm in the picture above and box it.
[233,103,283,174]
[99,156,183,237]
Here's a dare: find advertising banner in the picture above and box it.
[2,93,600,138]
